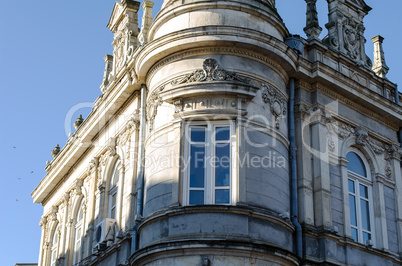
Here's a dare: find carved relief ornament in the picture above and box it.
[146,86,164,132]
[171,58,251,85]
[261,83,287,129]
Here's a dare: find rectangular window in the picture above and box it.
[185,121,234,205]
[348,178,372,245]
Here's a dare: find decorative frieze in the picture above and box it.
[171,58,251,85]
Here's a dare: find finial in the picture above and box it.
[51,144,61,158]
[73,114,84,130]
[371,35,389,78]
[304,0,322,39]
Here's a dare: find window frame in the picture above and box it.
[73,201,84,265]
[108,161,120,220]
[346,151,375,246]
[183,120,236,206]
[50,224,59,266]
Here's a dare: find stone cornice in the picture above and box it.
[133,25,297,83]
[149,0,287,42]
[146,46,289,87]
[32,74,141,204]
[314,82,401,130]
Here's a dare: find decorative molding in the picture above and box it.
[342,17,363,61]
[87,158,99,176]
[316,84,399,130]
[327,121,355,139]
[261,83,287,129]
[49,206,58,222]
[355,127,368,146]
[73,179,83,196]
[39,216,48,228]
[147,47,288,85]
[107,138,117,157]
[171,58,251,85]
[146,86,164,132]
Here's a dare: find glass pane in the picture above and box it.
[363,232,371,244]
[215,144,230,187]
[359,184,368,199]
[51,250,56,264]
[77,207,83,222]
[348,179,355,193]
[361,199,371,231]
[190,145,205,188]
[53,226,59,244]
[216,127,230,141]
[191,128,205,142]
[346,152,367,177]
[351,228,358,242]
[189,190,204,205]
[349,195,357,226]
[112,164,120,186]
[111,207,116,219]
[215,189,230,204]
[112,193,117,206]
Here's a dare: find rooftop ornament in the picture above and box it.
[51,144,60,158]
[73,114,84,130]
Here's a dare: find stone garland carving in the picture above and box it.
[146,86,164,132]
[261,83,287,129]
[171,58,251,85]
[326,120,402,179]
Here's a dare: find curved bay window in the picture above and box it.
[50,224,59,266]
[184,121,235,205]
[73,200,84,264]
[108,161,120,219]
[346,151,374,245]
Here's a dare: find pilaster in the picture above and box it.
[38,216,47,266]
[374,174,389,250]
[311,109,332,228]
[295,101,314,226]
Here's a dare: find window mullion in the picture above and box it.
[207,125,213,204]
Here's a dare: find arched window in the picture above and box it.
[108,161,120,219]
[346,151,373,245]
[73,200,84,264]
[50,224,59,266]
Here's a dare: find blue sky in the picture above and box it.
[0,0,400,264]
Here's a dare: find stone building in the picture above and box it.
[32,0,402,265]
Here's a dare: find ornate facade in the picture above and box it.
[32,0,402,265]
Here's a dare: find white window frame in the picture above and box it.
[346,151,375,247]
[183,120,236,206]
[108,162,120,220]
[50,225,59,266]
[73,202,84,265]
